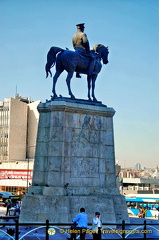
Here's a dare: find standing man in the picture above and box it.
[92,212,102,240]
[70,207,88,240]
[72,23,95,78]
[14,200,21,216]
[5,199,12,216]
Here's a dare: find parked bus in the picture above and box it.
[125,194,159,218]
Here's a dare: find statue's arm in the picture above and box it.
[72,37,76,49]
[82,33,90,52]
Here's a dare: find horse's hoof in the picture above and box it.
[93,98,98,102]
[51,94,58,100]
[70,95,76,100]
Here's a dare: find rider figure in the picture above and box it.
[72,23,96,78]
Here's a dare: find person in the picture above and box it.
[14,200,21,216]
[138,208,145,218]
[92,212,102,240]
[72,23,96,78]
[69,207,88,240]
[5,199,12,216]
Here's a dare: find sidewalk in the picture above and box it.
[129,215,159,224]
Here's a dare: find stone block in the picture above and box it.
[33,156,47,172]
[36,127,50,142]
[105,173,116,187]
[99,145,106,158]
[70,157,99,178]
[49,126,64,142]
[64,127,73,143]
[67,176,101,188]
[50,111,65,127]
[47,171,64,187]
[32,170,46,185]
[35,142,48,157]
[106,146,115,159]
[62,157,70,172]
[65,112,81,128]
[48,141,63,157]
[99,158,106,173]
[38,111,50,128]
[105,132,114,145]
[105,159,115,173]
[28,186,43,194]
[47,157,62,171]
[43,187,64,196]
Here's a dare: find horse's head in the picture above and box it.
[92,44,109,64]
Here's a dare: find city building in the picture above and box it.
[0,95,41,194]
[118,166,159,195]
[120,177,159,195]
[134,163,141,170]
[152,165,159,179]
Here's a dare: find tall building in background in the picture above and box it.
[0,94,41,194]
[134,163,141,170]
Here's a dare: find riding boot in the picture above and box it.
[87,60,96,76]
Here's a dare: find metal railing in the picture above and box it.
[0,219,159,239]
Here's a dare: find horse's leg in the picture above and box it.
[87,75,92,101]
[52,70,63,98]
[66,72,75,99]
[92,74,98,102]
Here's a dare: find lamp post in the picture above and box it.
[27,145,35,193]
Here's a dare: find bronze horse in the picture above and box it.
[45,44,109,101]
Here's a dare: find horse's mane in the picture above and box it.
[92,44,108,53]
[92,44,104,52]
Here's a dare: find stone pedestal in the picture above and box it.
[20,99,129,223]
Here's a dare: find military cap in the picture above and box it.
[76,23,85,28]
[95,212,100,215]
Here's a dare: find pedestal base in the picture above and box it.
[20,100,129,223]
[20,187,128,223]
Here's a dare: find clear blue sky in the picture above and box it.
[0,0,158,168]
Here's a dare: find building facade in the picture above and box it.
[0,95,40,194]
[118,167,159,195]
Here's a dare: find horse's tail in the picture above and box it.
[45,47,64,78]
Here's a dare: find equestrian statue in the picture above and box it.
[45,23,109,102]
